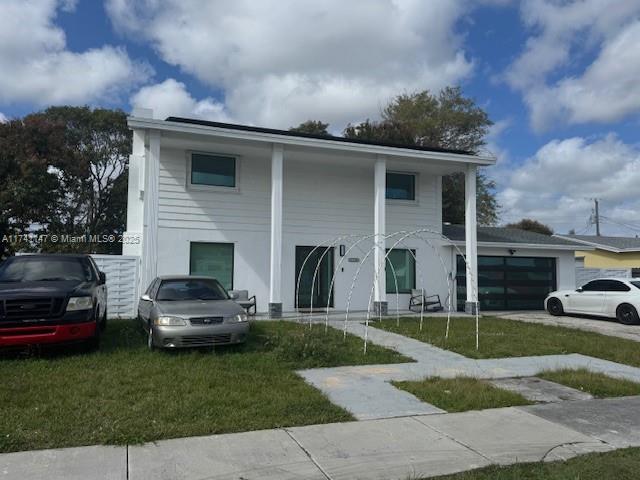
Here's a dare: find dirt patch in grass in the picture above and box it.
[393,376,532,412]
[0,320,409,453]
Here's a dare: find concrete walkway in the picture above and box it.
[298,321,640,420]
[5,397,639,480]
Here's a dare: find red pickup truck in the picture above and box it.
[0,254,107,349]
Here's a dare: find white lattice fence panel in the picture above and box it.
[576,267,631,287]
[91,255,140,318]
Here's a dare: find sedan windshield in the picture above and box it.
[631,281,640,290]
[156,279,229,301]
[0,257,92,282]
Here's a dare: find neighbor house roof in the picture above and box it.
[443,224,588,250]
[553,234,640,253]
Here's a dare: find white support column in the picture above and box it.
[269,143,284,318]
[373,155,387,315]
[464,163,479,314]
[123,128,146,257]
[141,130,160,293]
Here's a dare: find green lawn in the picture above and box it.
[0,319,408,453]
[392,377,532,412]
[540,368,640,398]
[375,316,640,367]
[435,447,640,480]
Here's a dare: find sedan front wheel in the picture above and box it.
[147,327,155,350]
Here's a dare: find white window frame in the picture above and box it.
[386,170,419,205]
[186,150,241,193]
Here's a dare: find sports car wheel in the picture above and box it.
[617,304,640,325]
[547,297,564,316]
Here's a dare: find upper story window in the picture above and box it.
[190,152,237,189]
[386,172,415,201]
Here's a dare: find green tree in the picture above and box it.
[289,120,331,136]
[0,117,64,258]
[31,106,131,254]
[506,218,554,236]
[0,107,131,256]
[344,87,498,225]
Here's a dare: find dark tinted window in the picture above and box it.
[156,278,229,301]
[582,280,607,291]
[0,257,92,282]
[631,281,640,290]
[386,173,415,200]
[603,280,630,292]
[191,153,236,187]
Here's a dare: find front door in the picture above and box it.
[295,246,334,309]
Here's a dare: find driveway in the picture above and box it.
[496,311,640,343]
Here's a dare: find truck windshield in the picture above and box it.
[156,279,229,301]
[0,257,93,282]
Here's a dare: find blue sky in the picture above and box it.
[1,0,639,235]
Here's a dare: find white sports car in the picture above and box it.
[545,278,640,325]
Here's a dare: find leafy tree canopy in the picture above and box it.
[506,218,554,236]
[343,87,498,225]
[0,106,130,257]
[289,120,330,136]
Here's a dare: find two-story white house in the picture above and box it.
[123,109,493,317]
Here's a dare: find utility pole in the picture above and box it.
[594,198,601,236]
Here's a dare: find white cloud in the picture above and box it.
[505,0,640,131]
[0,0,151,106]
[0,112,7,123]
[109,0,475,128]
[496,134,640,234]
[130,79,230,122]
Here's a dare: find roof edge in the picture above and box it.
[127,116,496,165]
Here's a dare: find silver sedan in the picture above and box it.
[138,275,249,349]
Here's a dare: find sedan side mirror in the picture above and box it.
[229,292,239,300]
[98,271,106,285]
[140,294,153,302]
[576,287,583,292]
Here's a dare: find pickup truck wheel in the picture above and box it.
[617,304,640,325]
[547,298,564,316]
[99,308,107,331]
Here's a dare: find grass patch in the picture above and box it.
[539,368,640,399]
[393,377,532,413]
[375,316,640,367]
[0,319,408,453]
[435,447,640,480]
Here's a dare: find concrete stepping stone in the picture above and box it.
[489,376,594,403]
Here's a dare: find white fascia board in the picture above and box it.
[127,116,496,166]
[447,240,594,251]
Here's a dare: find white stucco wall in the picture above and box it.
[153,144,450,312]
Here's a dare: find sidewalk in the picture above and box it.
[4,397,640,480]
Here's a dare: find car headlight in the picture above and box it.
[155,316,187,326]
[233,313,248,323]
[66,296,93,311]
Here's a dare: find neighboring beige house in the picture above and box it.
[554,234,640,277]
